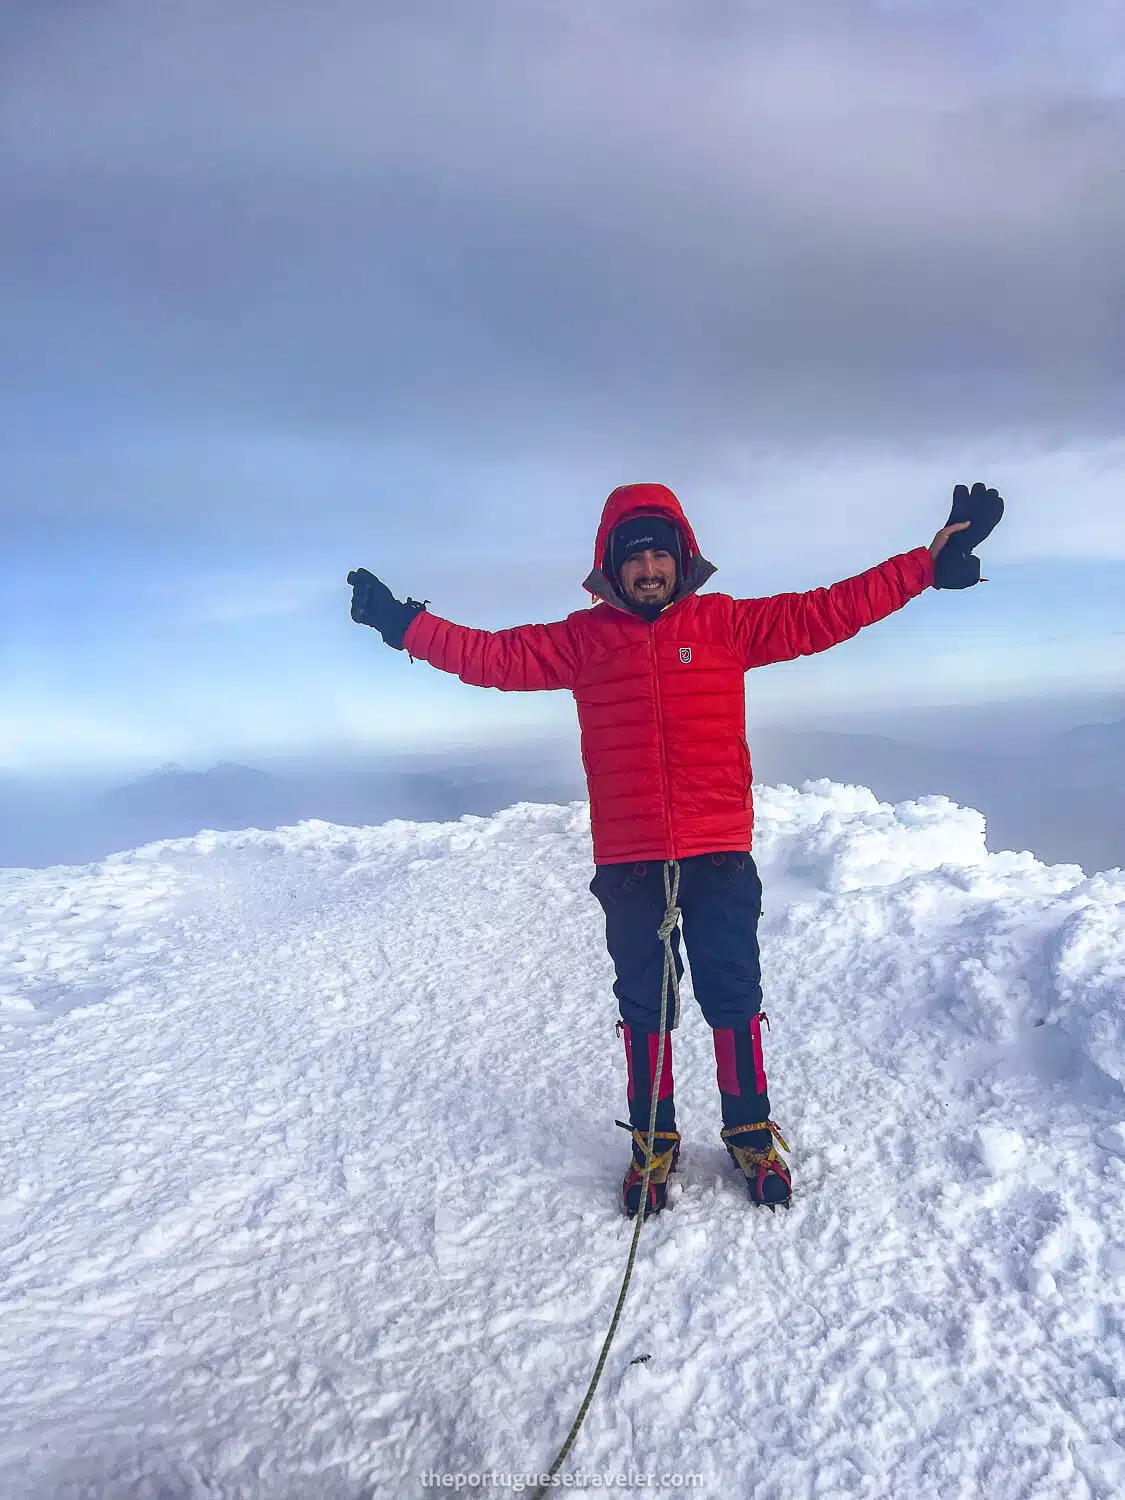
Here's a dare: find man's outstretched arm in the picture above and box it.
[730,486,996,669]
[347,569,580,691]
[730,546,936,669]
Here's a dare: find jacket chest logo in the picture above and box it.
[679,646,692,664]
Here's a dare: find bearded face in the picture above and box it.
[619,549,677,607]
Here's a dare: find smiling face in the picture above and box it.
[618,548,677,607]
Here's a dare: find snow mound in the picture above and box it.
[1,784,1123,1498]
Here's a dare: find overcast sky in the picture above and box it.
[2,0,1123,774]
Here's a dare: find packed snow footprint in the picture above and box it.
[1,784,1123,1498]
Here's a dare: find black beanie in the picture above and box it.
[610,514,682,577]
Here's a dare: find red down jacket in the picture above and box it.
[403,483,934,865]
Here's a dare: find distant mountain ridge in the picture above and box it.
[99,761,280,838]
[1,718,1121,872]
[1055,717,1125,756]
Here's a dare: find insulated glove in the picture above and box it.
[933,482,1005,590]
[346,568,427,649]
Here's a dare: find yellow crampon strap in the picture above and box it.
[615,1121,680,1180]
[721,1118,791,1157]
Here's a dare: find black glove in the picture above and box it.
[933,482,1005,590]
[346,568,427,649]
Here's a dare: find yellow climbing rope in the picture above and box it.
[531,859,681,1499]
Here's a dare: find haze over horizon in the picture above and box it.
[3,1,1123,778]
[3,692,1124,876]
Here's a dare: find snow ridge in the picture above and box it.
[1,784,1123,1499]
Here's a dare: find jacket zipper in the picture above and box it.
[648,623,675,856]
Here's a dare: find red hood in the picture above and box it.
[584,482,714,609]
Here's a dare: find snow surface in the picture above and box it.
[2,780,1124,1500]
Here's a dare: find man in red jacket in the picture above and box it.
[348,481,1001,1217]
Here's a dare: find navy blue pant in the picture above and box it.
[590,853,771,1131]
[589,852,764,1029]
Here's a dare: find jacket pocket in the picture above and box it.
[738,735,753,806]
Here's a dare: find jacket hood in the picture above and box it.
[583,482,716,613]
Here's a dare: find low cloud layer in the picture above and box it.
[4,1,1124,540]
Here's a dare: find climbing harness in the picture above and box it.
[531,860,681,1500]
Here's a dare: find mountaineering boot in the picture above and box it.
[617,1021,679,1218]
[712,1014,793,1208]
[617,1120,681,1219]
[720,1119,792,1209]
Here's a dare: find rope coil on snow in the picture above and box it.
[531,860,681,1499]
